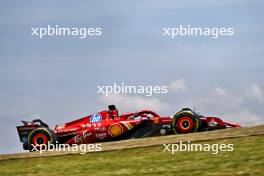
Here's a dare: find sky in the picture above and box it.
[0,0,264,153]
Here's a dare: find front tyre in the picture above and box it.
[172,108,201,134]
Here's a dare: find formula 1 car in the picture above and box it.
[17,105,241,151]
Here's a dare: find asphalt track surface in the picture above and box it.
[0,125,263,161]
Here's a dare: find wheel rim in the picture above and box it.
[32,133,48,146]
[177,116,194,133]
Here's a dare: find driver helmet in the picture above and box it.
[108,105,118,118]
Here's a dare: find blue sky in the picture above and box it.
[0,0,264,153]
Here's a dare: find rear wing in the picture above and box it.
[16,119,49,142]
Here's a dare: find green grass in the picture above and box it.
[0,135,263,176]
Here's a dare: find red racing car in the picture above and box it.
[17,105,241,151]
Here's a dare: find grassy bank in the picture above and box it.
[0,135,263,176]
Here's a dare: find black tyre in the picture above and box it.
[172,108,201,134]
[27,128,56,151]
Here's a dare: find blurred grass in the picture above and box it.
[0,135,263,176]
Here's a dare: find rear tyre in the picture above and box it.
[27,128,56,151]
[172,108,201,134]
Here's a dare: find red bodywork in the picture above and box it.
[53,109,172,144]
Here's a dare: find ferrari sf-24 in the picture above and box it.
[17,105,241,151]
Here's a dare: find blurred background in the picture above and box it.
[0,0,264,153]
